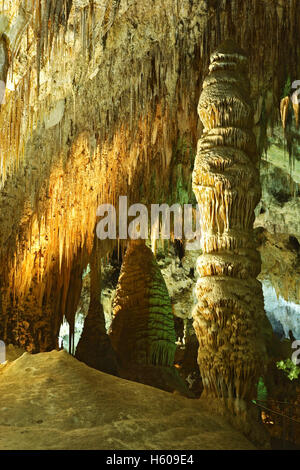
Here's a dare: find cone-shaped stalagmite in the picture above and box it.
[192,40,270,406]
[110,240,177,367]
[75,235,118,375]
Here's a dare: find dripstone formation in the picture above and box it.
[192,40,270,409]
[75,235,118,375]
[110,240,177,367]
[109,239,193,396]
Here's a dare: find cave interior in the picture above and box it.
[0,0,300,452]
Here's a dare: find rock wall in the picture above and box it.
[0,0,299,353]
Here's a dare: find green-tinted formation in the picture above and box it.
[109,240,176,367]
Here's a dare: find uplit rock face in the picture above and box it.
[158,247,199,321]
[257,230,300,305]
[262,281,300,341]
[192,41,271,404]
[256,159,300,238]
[0,1,299,354]
[253,126,300,309]
[110,240,177,367]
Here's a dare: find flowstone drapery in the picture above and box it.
[192,40,270,408]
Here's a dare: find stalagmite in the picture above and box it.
[109,239,191,395]
[75,232,118,375]
[110,239,177,367]
[192,40,271,416]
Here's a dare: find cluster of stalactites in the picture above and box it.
[192,40,268,402]
[0,0,122,187]
[0,92,180,353]
[1,0,300,189]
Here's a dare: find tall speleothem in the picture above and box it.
[110,240,176,367]
[192,40,269,406]
[75,234,118,375]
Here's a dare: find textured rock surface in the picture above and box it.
[110,240,177,367]
[75,236,118,374]
[0,350,256,450]
[257,230,300,305]
[262,281,300,341]
[254,118,300,308]
[158,247,200,321]
[0,0,300,353]
[192,41,270,402]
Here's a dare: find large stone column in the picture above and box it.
[109,240,192,395]
[110,239,177,367]
[192,40,269,411]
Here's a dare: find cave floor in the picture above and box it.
[0,350,255,450]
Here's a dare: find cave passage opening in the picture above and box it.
[58,314,85,355]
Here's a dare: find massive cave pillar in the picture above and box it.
[75,234,118,375]
[110,239,177,367]
[192,40,270,414]
[109,239,191,395]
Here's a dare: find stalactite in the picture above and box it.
[81,5,87,59]
[280,96,289,130]
[192,40,271,408]
[36,0,42,95]
[89,0,95,63]
[40,0,51,58]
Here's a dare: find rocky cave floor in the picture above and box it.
[0,348,256,451]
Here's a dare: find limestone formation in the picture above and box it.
[192,40,271,406]
[0,1,299,355]
[0,0,298,451]
[75,234,118,375]
[110,240,177,367]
